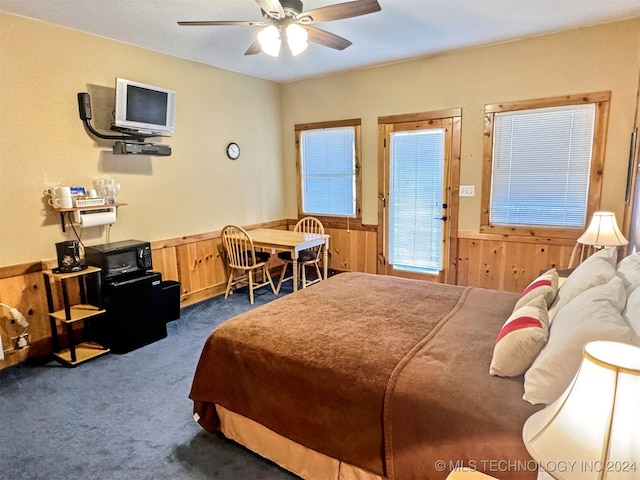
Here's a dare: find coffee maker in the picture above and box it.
[54,240,86,273]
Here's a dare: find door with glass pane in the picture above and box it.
[380,116,457,282]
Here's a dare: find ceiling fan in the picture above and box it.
[178,0,382,57]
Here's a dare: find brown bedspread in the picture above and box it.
[190,272,542,480]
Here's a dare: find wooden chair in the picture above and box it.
[568,243,597,269]
[276,216,325,294]
[221,225,276,304]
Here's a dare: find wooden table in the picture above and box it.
[248,228,330,292]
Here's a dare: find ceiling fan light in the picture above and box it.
[286,23,308,56]
[257,25,281,57]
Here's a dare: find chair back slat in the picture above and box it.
[275,217,326,294]
[295,216,325,235]
[295,216,325,258]
[568,243,596,269]
[221,224,276,303]
[221,225,257,269]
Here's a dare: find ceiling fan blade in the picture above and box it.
[178,20,265,26]
[244,40,262,56]
[303,26,352,51]
[254,0,286,19]
[300,0,381,24]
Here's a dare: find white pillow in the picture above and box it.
[523,275,635,405]
[490,295,549,377]
[616,252,640,294]
[623,286,640,340]
[548,246,618,322]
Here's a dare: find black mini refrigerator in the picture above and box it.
[84,240,169,354]
[99,272,167,353]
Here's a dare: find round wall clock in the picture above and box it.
[226,142,240,160]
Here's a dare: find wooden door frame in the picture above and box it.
[377,109,462,284]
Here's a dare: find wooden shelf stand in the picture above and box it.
[43,266,110,367]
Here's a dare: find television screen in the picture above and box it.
[114,78,175,135]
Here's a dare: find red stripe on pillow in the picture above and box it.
[496,316,543,343]
[520,279,552,298]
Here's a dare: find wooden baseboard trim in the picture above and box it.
[180,284,227,307]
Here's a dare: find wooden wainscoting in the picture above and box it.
[0,259,72,369]
[2,221,577,370]
[456,231,576,292]
[0,218,381,370]
[81,227,598,305]
[151,235,227,307]
[323,228,378,274]
[326,228,377,273]
[280,216,377,274]
[150,220,290,307]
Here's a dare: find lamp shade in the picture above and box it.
[286,23,308,56]
[577,212,628,247]
[522,341,640,480]
[257,25,281,57]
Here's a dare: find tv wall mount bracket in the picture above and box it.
[77,92,171,156]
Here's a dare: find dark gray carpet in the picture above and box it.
[0,282,300,480]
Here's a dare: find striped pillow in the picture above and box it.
[514,268,558,311]
[490,295,549,377]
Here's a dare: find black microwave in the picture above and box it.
[84,239,153,281]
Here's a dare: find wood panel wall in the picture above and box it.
[0,221,577,370]
[456,231,576,292]
[0,219,377,370]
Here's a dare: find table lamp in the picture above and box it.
[577,212,629,248]
[522,341,640,480]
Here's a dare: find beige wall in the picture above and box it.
[280,18,640,229]
[1,12,639,268]
[0,12,284,267]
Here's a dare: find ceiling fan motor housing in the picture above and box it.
[262,0,304,21]
[281,0,303,16]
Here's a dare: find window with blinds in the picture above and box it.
[300,126,356,217]
[490,103,596,228]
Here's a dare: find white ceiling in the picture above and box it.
[1,0,639,83]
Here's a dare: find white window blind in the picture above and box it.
[389,129,445,274]
[300,127,356,217]
[490,103,596,228]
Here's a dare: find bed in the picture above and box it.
[190,272,546,480]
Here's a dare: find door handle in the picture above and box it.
[440,215,448,221]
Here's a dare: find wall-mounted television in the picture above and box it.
[114,78,176,135]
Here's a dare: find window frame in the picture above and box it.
[295,118,362,223]
[480,91,611,239]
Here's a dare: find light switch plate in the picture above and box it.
[460,185,475,197]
